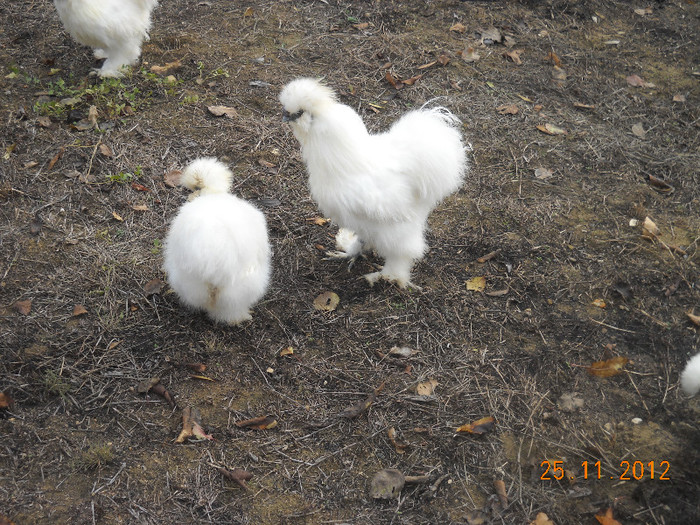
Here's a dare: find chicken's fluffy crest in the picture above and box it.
[179,157,233,196]
[681,352,700,396]
[279,78,336,117]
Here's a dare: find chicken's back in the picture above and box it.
[380,107,467,209]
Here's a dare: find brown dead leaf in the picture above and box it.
[647,174,674,193]
[416,378,438,396]
[456,416,496,435]
[534,167,554,180]
[537,123,567,135]
[47,147,64,170]
[112,211,124,222]
[184,362,207,373]
[632,123,647,138]
[626,74,655,88]
[207,105,238,118]
[530,512,555,525]
[672,93,686,103]
[591,298,606,308]
[388,346,416,358]
[504,49,524,65]
[131,182,150,192]
[72,304,88,317]
[176,406,213,442]
[0,392,15,410]
[280,346,294,357]
[164,169,182,187]
[496,104,519,115]
[588,356,629,377]
[98,144,113,157]
[87,105,98,127]
[13,299,32,315]
[466,276,486,292]
[306,216,329,226]
[216,466,252,490]
[387,427,409,454]
[552,65,567,81]
[370,468,405,499]
[687,312,700,326]
[24,161,39,169]
[313,291,340,311]
[634,7,653,15]
[150,60,182,75]
[144,278,164,295]
[385,71,402,89]
[235,415,278,430]
[339,382,385,419]
[546,51,562,67]
[494,479,508,508]
[401,74,423,86]
[132,204,149,212]
[450,22,466,33]
[485,289,509,297]
[460,47,481,62]
[137,377,176,408]
[480,27,502,44]
[352,22,369,30]
[242,6,253,17]
[476,250,499,263]
[437,54,450,66]
[595,508,623,525]
[641,216,660,239]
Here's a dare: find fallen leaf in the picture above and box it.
[24,161,39,169]
[72,304,88,317]
[112,211,124,222]
[641,216,660,239]
[534,167,553,180]
[137,377,176,407]
[416,378,438,396]
[672,93,686,102]
[687,312,700,327]
[313,291,340,312]
[401,74,423,86]
[280,346,294,357]
[546,51,562,67]
[437,54,450,66]
[131,204,149,212]
[634,7,653,15]
[591,298,606,308]
[150,60,182,75]
[384,71,401,89]
[530,512,555,525]
[207,105,238,118]
[460,47,481,62]
[504,49,524,65]
[626,74,655,88]
[388,346,416,358]
[0,392,15,410]
[476,250,499,263]
[164,169,182,187]
[370,469,405,499]
[99,144,113,157]
[456,416,496,435]
[450,22,466,33]
[466,276,486,292]
[48,148,64,170]
[216,466,252,490]
[558,393,584,412]
[87,105,98,127]
[595,507,622,525]
[306,216,329,226]
[631,123,646,138]
[496,104,519,115]
[387,427,409,454]
[588,356,629,377]
[552,65,567,81]
[481,27,502,44]
[647,175,674,193]
[176,406,213,442]
[243,6,254,17]
[352,22,369,30]
[494,479,508,508]
[131,182,150,192]
[537,123,567,135]
[485,289,509,297]
[339,382,384,419]
[144,278,164,295]
[235,415,278,430]
[13,299,32,315]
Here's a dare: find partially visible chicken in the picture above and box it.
[163,158,271,324]
[279,78,468,288]
[681,353,700,396]
[53,0,158,77]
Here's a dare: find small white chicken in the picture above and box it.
[163,158,271,324]
[681,353,700,396]
[53,0,158,77]
[279,78,468,288]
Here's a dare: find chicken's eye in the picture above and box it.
[282,109,304,122]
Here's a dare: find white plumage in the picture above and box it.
[53,0,158,77]
[681,353,700,396]
[279,78,468,288]
[163,158,271,324]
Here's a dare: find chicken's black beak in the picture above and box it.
[282,109,304,123]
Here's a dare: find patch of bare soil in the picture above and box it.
[1,0,699,523]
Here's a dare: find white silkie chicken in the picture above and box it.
[279,78,468,288]
[53,0,158,77]
[163,158,271,324]
[680,353,700,396]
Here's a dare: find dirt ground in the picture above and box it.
[1,0,699,523]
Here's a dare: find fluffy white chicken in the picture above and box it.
[163,158,271,324]
[681,353,700,396]
[279,78,468,288]
[53,0,158,77]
